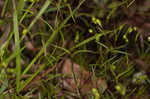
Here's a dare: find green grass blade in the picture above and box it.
[21,0,52,40]
[1,0,8,17]
[72,50,98,57]
[70,31,112,51]
[19,64,46,92]
[12,0,21,93]
[27,0,52,33]
[0,47,25,67]
[67,4,75,22]
[19,1,35,24]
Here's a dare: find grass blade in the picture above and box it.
[12,0,21,93]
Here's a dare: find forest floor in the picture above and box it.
[0,0,150,99]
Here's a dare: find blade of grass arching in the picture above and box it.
[40,17,54,32]
[0,31,14,66]
[116,65,133,83]
[22,0,86,75]
[96,41,109,50]
[70,31,112,51]
[51,44,71,54]
[19,64,46,92]
[1,0,8,17]
[67,4,75,22]
[0,30,23,68]
[19,1,35,24]
[0,47,25,67]
[112,50,130,55]
[72,49,98,57]
[21,0,52,39]
[101,56,116,67]
[12,0,21,93]
[27,0,50,31]
[56,31,112,59]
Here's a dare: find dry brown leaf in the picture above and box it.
[61,59,107,94]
